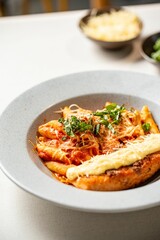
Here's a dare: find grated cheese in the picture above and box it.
[82,9,142,42]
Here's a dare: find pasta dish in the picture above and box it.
[36,101,160,191]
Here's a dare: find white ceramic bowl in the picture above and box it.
[0,70,160,213]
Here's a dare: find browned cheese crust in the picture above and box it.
[70,151,160,191]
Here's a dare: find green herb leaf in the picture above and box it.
[142,123,151,132]
[94,123,100,135]
[105,103,117,111]
[107,123,115,134]
[153,38,160,51]
[93,103,125,133]
[58,118,64,124]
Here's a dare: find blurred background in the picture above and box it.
[0,0,160,17]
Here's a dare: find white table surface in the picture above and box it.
[1,4,160,240]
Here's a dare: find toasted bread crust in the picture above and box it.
[71,151,160,191]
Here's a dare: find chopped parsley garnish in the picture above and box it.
[59,103,125,137]
[93,103,125,133]
[94,123,100,135]
[58,116,93,137]
[142,122,151,132]
[61,136,67,141]
[94,103,125,123]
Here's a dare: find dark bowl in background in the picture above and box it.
[141,32,160,65]
[79,7,143,50]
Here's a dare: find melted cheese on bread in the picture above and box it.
[66,134,160,180]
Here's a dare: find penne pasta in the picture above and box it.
[133,110,144,136]
[45,161,74,176]
[141,106,159,133]
[36,143,70,164]
[38,120,64,139]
